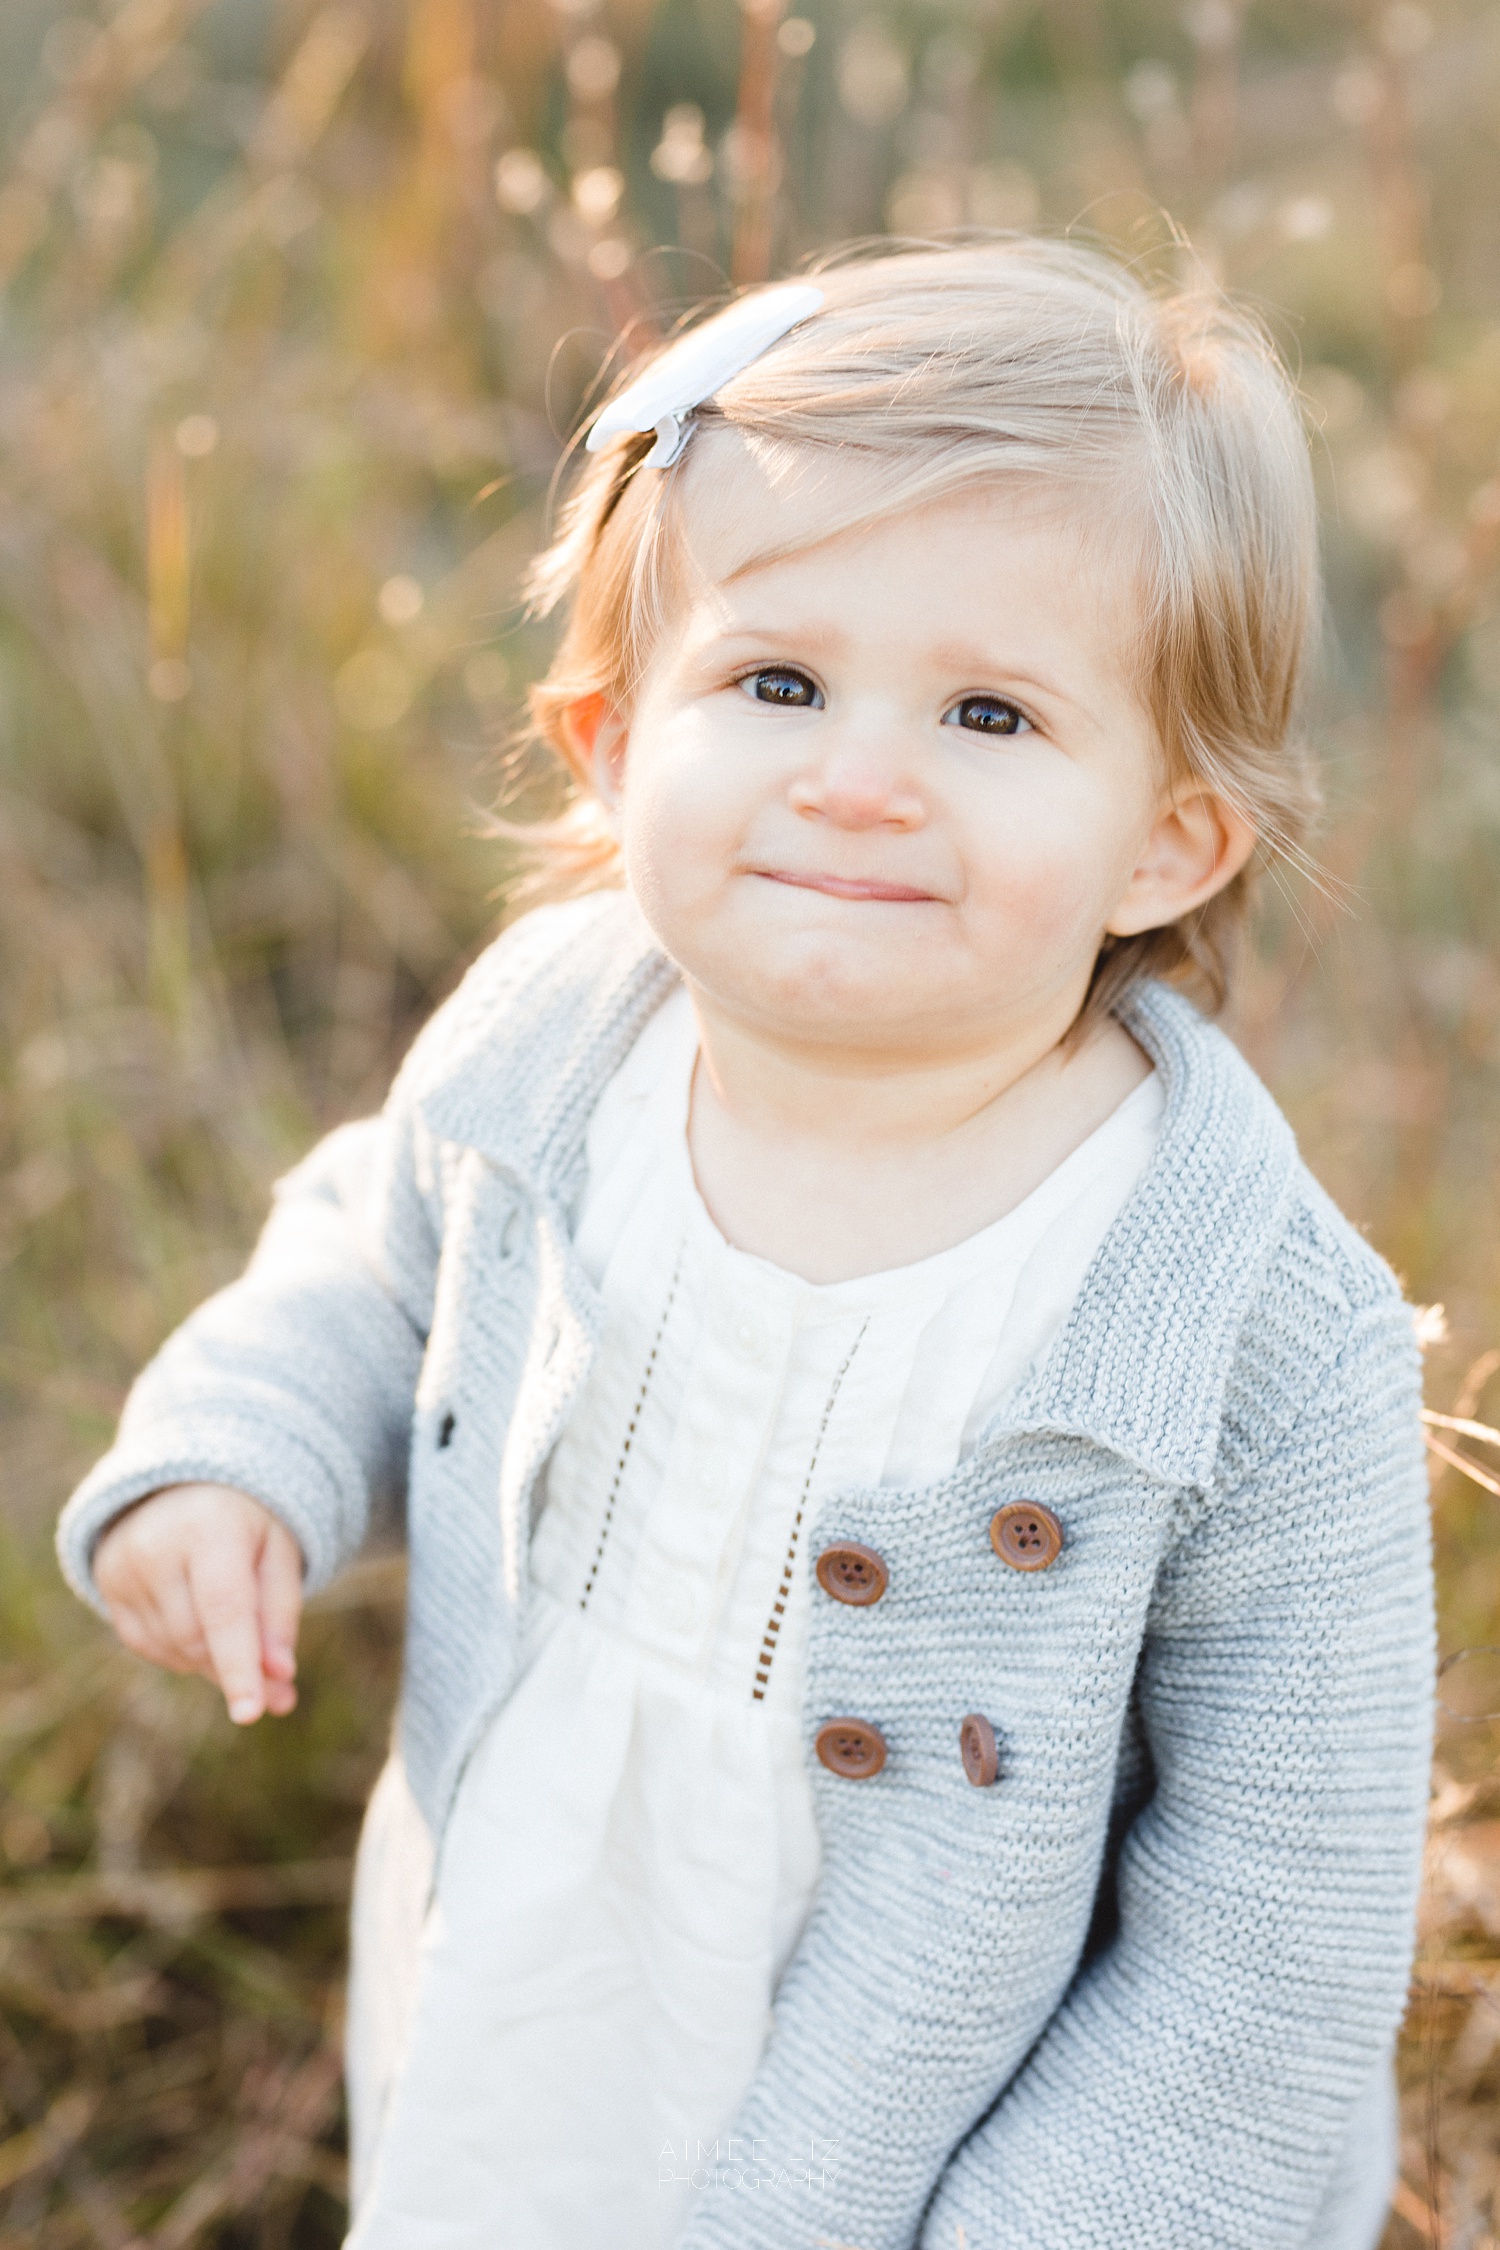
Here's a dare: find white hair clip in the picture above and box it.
[585,281,825,468]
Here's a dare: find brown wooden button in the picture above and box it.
[960,1713,999,1788]
[989,1501,1063,1572]
[814,1719,887,1780]
[815,1542,889,1606]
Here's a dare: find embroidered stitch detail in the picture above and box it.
[752,1320,869,1702]
[579,1244,684,1610]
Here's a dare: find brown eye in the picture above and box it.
[741,667,823,708]
[945,696,1031,736]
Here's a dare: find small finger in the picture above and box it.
[109,1602,199,1677]
[109,1603,163,1664]
[105,1557,190,1667]
[187,1545,267,1725]
[257,1522,303,1684]
[150,1564,213,1675]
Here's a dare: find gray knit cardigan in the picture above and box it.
[59,894,1434,2250]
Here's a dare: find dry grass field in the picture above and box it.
[2,0,1500,2242]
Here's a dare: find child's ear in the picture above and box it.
[1105,786,1258,939]
[558,695,630,829]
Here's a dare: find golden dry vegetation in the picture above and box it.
[2,0,1499,2242]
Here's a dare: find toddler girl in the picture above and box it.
[60,239,1433,2250]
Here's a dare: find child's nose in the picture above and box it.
[789,740,924,831]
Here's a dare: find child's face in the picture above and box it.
[584,443,1248,1061]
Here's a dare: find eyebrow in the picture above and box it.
[927,642,1076,709]
[689,621,850,659]
[683,616,854,666]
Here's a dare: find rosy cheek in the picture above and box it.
[618,752,740,933]
[969,814,1126,951]
[632,724,760,843]
[627,767,712,868]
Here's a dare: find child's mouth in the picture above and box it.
[754,870,937,903]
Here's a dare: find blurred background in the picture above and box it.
[1,0,1499,2241]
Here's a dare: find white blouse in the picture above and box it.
[345,988,1164,2250]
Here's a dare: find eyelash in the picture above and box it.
[942,695,1034,738]
[736,666,823,709]
[734,669,1036,738]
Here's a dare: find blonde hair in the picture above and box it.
[517,236,1321,1028]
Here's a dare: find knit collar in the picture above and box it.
[418,892,1299,1491]
[1011,974,1300,1488]
[415,893,676,1209]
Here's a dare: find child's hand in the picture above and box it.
[93,1483,302,1725]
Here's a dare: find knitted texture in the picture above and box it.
[57,893,1434,2250]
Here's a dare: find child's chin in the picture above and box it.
[729,926,955,1031]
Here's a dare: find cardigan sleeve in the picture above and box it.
[53,896,626,1612]
[55,1096,441,1610]
[921,1293,1434,2250]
